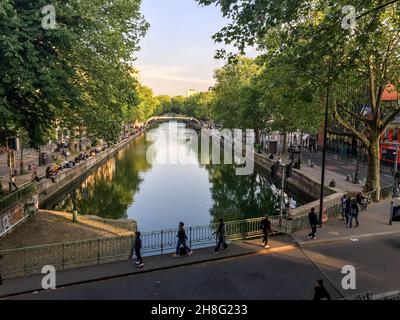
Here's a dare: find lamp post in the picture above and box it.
[319,83,330,227]
[354,140,360,184]
[279,163,286,218]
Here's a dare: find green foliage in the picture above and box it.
[182,91,214,120]
[0,0,149,145]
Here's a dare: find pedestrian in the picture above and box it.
[345,196,351,225]
[307,208,318,240]
[313,279,332,300]
[348,200,359,228]
[133,231,144,268]
[173,222,192,258]
[356,193,367,212]
[340,195,347,221]
[9,174,17,191]
[260,215,272,248]
[277,157,282,165]
[214,218,228,254]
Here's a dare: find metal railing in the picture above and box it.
[363,184,394,202]
[0,183,37,214]
[0,215,289,279]
[349,290,400,300]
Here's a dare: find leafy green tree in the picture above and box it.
[199,0,400,198]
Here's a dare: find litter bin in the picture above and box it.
[40,152,51,166]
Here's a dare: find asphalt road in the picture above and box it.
[302,234,400,297]
[10,249,339,300]
[9,234,400,300]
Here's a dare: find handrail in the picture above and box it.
[0,183,37,214]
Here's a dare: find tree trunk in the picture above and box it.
[282,130,287,155]
[367,137,381,201]
[255,128,261,144]
[20,145,24,174]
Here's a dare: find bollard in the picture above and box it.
[73,210,78,223]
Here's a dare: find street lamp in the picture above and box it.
[354,139,360,184]
[279,163,286,218]
[319,83,330,227]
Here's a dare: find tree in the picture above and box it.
[156,95,173,114]
[128,85,160,124]
[198,0,400,199]
[1,0,149,147]
[212,57,265,140]
[182,91,215,119]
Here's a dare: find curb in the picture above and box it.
[294,230,400,247]
[0,243,297,299]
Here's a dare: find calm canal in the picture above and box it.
[50,122,305,232]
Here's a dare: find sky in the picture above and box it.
[134,0,230,97]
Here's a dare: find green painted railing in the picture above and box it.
[0,183,37,214]
[0,215,288,279]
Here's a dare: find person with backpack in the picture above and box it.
[348,200,359,228]
[260,215,272,248]
[173,222,193,258]
[133,231,144,268]
[213,218,228,254]
[308,208,318,240]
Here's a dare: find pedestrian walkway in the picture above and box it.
[292,199,400,245]
[0,235,296,298]
[299,163,363,194]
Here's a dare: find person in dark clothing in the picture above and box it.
[173,222,192,258]
[345,197,351,225]
[133,231,144,268]
[9,174,17,191]
[348,200,359,228]
[308,208,318,240]
[214,218,228,253]
[313,279,332,300]
[260,215,273,248]
[356,193,367,212]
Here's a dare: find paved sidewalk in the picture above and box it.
[300,163,363,194]
[0,235,297,298]
[292,198,400,245]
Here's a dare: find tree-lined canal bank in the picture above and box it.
[47,122,308,232]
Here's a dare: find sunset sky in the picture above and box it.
[134,0,229,96]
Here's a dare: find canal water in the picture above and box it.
[49,122,305,232]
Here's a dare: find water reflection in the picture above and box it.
[52,122,302,232]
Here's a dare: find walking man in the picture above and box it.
[308,208,318,240]
[214,218,228,254]
[260,215,272,248]
[133,231,144,268]
[9,174,17,191]
[313,279,332,300]
[348,200,359,228]
[173,222,192,258]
